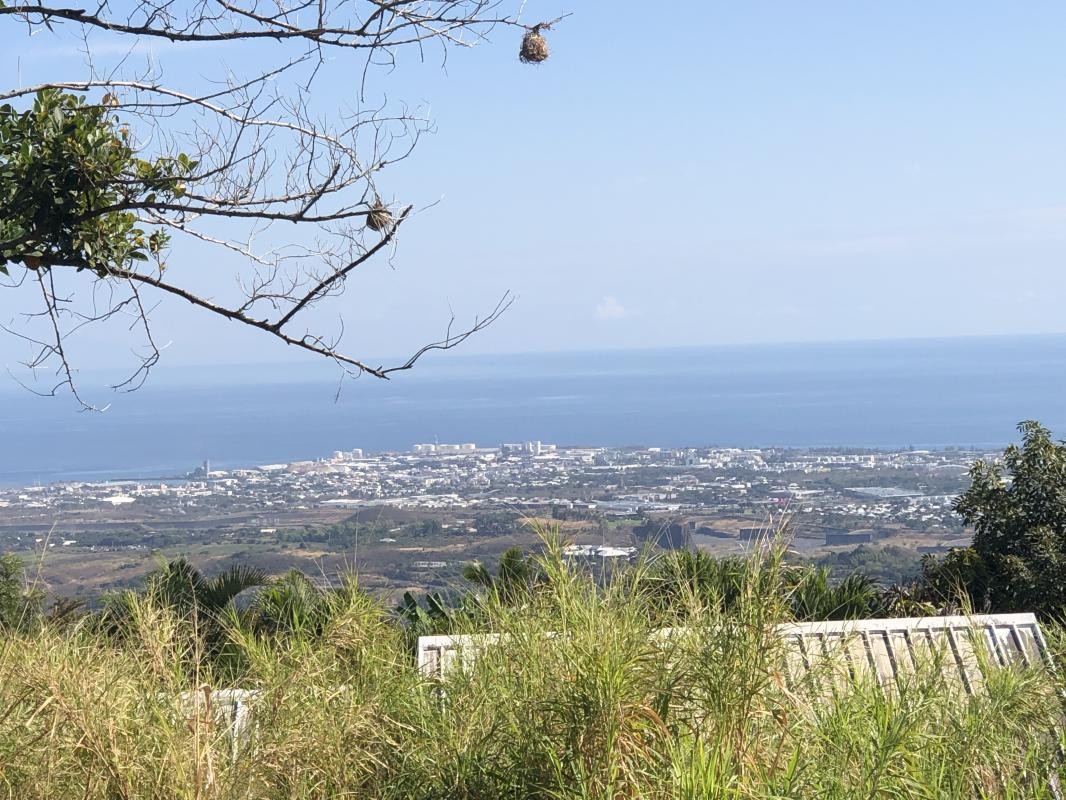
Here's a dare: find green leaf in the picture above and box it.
[0,90,170,279]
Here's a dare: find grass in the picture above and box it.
[0,527,1062,799]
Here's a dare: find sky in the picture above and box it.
[3,1,1066,375]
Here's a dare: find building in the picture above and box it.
[633,520,690,550]
[825,529,875,546]
[413,443,477,455]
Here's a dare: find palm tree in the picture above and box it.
[99,557,267,637]
[647,550,749,617]
[878,582,938,618]
[461,546,537,605]
[787,568,879,621]
[146,558,268,616]
[248,569,330,637]
[396,590,457,644]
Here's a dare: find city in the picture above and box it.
[0,440,985,600]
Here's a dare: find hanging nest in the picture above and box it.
[366,200,393,233]
[519,27,550,64]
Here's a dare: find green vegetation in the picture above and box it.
[0,552,43,632]
[923,420,1066,617]
[0,89,189,276]
[0,525,1063,798]
[461,546,538,604]
[813,544,923,587]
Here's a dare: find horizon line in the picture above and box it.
[97,329,1066,375]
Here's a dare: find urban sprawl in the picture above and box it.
[0,442,988,598]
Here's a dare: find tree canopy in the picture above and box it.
[944,420,1066,616]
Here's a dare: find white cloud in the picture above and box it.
[594,295,629,321]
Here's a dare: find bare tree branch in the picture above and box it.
[1,0,526,49]
[0,0,558,407]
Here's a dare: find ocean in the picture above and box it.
[1,334,1065,487]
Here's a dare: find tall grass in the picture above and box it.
[0,527,1062,799]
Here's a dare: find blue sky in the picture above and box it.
[3,1,1066,372]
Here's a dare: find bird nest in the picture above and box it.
[366,201,393,233]
[519,29,550,64]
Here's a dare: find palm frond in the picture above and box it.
[204,564,269,610]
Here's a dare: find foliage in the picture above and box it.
[814,543,923,587]
[249,570,334,638]
[396,589,456,642]
[100,557,266,624]
[0,89,187,277]
[97,557,266,681]
[408,519,444,538]
[914,546,993,613]
[0,553,44,632]
[474,511,522,534]
[147,558,267,614]
[460,545,539,606]
[922,420,1066,617]
[0,529,1061,798]
[647,549,884,623]
[395,547,541,648]
[786,568,880,621]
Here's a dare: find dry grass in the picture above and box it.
[0,527,1062,799]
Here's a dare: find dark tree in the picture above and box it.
[0,553,44,632]
[936,420,1066,616]
[100,557,267,638]
[462,545,537,605]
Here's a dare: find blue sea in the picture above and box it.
[2,335,1065,487]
